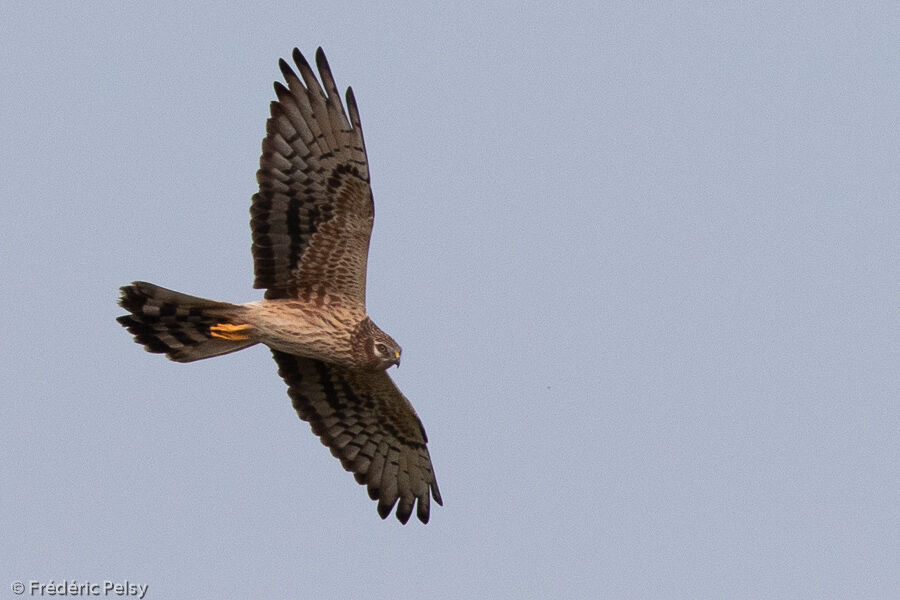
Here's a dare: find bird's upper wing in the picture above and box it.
[272,350,442,524]
[251,48,373,307]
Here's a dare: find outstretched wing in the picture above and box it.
[272,350,443,524]
[251,48,373,307]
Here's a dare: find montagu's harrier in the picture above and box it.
[117,48,442,524]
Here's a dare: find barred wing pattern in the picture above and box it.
[251,48,373,306]
[273,351,443,524]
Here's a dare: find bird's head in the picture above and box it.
[352,317,402,370]
[371,331,402,369]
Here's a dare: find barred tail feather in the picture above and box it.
[117,281,256,362]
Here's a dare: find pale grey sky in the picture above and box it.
[1,2,898,599]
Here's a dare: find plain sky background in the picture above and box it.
[1,2,898,599]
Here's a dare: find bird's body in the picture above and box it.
[117,48,441,524]
[234,300,364,363]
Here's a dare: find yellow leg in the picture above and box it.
[209,323,254,341]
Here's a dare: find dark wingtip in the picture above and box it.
[417,503,430,524]
[432,482,444,506]
[277,58,300,89]
[278,57,292,78]
[396,505,413,525]
[292,47,308,70]
[378,495,400,521]
[273,81,290,100]
[314,48,333,86]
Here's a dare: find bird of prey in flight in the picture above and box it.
[117,48,442,524]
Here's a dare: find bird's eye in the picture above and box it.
[375,343,388,356]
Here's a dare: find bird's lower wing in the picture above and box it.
[271,350,442,524]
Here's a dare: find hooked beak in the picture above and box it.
[393,351,401,368]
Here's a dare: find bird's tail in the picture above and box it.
[117,281,257,363]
